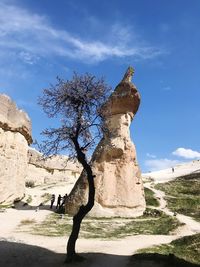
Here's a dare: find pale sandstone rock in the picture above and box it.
[0,94,32,144]
[0,94,32,203]
[66,67,146,217]
[0,94,82,203]
[27,148,81,185]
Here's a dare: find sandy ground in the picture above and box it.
[1,170,200,267]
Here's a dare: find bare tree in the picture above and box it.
[38,72,111,262]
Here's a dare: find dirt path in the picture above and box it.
[145,182,200,235]
[0,231,175,267]
[1,181,200,267]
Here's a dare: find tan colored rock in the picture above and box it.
[0,94,32,144]
[66,67,146,217]
[0,94,32,203]
[27,148,81,186]
[0,94,82,203]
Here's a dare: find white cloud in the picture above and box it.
[18,51,40,65]
[145,158,179,172]
[0,2,163,64]
[172,148,200,159]
[146,153,156,158]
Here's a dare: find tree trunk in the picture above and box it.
[65,139,95,262]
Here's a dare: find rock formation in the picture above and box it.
[0,94,82,204]
[0,94,32,203]
[27,148,81,186]
[66,67,146,217]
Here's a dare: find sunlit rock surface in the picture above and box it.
[66,67,146,217]
[0,94,32,203]
[27,148,81,185]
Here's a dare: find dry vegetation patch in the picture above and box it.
[136,233,200,265]
[17,209,182,239]
[144,187,160,207]
[155,173,200,221]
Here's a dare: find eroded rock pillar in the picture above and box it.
[66,67,146,217]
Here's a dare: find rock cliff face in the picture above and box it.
[0,94,82,204]
[0,94,32,203]
[27,148,81,186]
[66,67,146,217]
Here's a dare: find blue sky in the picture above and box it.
[1,0,200,172]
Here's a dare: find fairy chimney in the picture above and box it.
[65,67,146,217]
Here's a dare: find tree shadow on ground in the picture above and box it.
[0,241,128,267]
[0,241,199,267]
[128,253,200,267]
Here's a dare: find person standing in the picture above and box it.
[56,194,62,209]
[50,194,55,209]
[60,193,68,208]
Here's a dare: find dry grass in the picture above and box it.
[137,233,200,265]
[18,209,183,238]
[155,173,200,221]
[20,218,36,225]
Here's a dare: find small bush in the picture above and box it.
[25,180,35,188]
[25,195,32,204]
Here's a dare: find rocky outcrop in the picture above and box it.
[66,67,146,217]
[27,148,81,186]
[0,94,82,204]
[0,94,32,203]
[0,94,32,145]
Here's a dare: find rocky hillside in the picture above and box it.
[143,160,200,183]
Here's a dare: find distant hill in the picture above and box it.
[142,160,200,183]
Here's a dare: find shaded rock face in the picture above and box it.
[27,148,81,186]
[66,68,146,217]
[0,94,32,203]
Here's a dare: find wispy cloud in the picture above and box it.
[18,51,40,65]
[172,147,200,159]
[145,158,180,172]
[162,86,172,91]
[0,1,163,64]
[146,153,156,158]
[144,146,200,171]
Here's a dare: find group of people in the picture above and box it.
[50,193,68,210]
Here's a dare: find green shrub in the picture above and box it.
[25,180,35,188]
[144,187,160,207]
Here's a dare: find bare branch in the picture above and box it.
[38,71,111,261]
